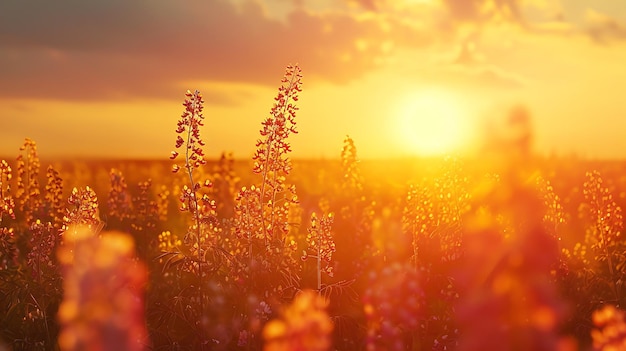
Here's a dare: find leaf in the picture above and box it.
[156,251,186,273]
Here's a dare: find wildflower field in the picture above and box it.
[2,65,626,351]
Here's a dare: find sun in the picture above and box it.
[392,89,470,157]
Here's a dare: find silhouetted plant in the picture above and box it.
[107,168,133,227]
[333,136,375,285]
[15,138,42,227]
[159,89,224,349]
[130,179,160,260]
[170,90,216,274]
[302,212,336,292]
[43,166,64,231]
[62,186,101,234]
[232,64,303,349]
[0,142,64,350]
[580,170,625,303]
[536,176,567,240]
[0,160,15,223]
[340,136,362,197]
[400,158,468,349]
[403,157,469,268]
[211,152,240,218]
[0,227,17,271]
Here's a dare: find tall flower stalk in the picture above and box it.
[62,186,101,234]
[252,64,301,244]
[234,64,302,274]
[44,166,64,230]
[581,170,624,302]
[341,135,362,196]
[171,90,209,266]
[232,65,302,349]
[16,138,42,226]
[302,212,336,292]
[0,160,15,224]
[170,89,214,347]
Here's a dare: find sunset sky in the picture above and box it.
[1,0,626,160]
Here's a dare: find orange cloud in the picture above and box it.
[349,0,525,24]
[0,0,421,101]
[441,0,523,23]
[585,10,626,44]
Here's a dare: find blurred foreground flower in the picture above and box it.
[363,262,424,351]
[454,163,572,351]
[592,305,626,351]
[263,290,332,351]
[57,225,147,351]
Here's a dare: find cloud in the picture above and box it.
[348,0,380,11]
[472,67,526,89]
[444,40,525,89]
[0,0,413,101]
[0,0,596,104]
[445,62,526,90]
[441,0,524,23]
[585,10,626,44]
[453,41,482,65]
[347,0,525,24]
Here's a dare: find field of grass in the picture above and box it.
[2,65,626,351]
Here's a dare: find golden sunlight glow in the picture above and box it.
[392,89,470,156]
[393,0,440,12]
